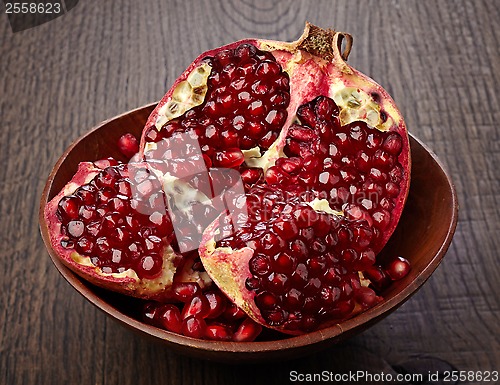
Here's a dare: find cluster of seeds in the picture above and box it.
[143,43,291,169]
[218,185,379,331]
[57,162,173,279]
[142,282,262,341]
[265,95,404,252]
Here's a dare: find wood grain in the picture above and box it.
[1,0,498,383]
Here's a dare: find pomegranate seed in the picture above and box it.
[233,319,262,342]
[276,157,302,174]
[172,282,201,302]
[255,291,277,310]
[182,316,206,339]
[382,133,403,155]
[256,60,281,77]
[297,105,316,127]
[205,324,232,341]
[386,256,411,280]
[75,185,97,205]
[355,287,381,309]
[214,148,244,168]
[301,315,319,331]
[223,303,246,321]
[265,166,288,185]
[373,150,394,170]
[272,220,299,240]
[272,252,296,275]
[143,302,160,326]
[283,288,304,310]
[234,43,257,62]
[265,309,285,325]
[66,220,85,238]
[249,254,271,276]
[385,182,400,197]
[158,304,183,333]
[57,196,80,220]
[181,295,211,319]
[315,95,339,119]
[75,236,93,254]
[265,272,290,294]
[117,133,139,159]
[240,168,263,184]
[204,291,226,319]
[288,125,316,141]
[363,266,391,292]
[136,255,162,279]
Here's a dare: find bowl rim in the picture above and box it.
[39,102,459,353]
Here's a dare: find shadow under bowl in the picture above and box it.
[39,103,458,363]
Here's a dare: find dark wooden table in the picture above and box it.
[1,1,498,384]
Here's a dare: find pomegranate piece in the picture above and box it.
[44,162,210,300]
[141,43,290,167]
[191,25,410,334]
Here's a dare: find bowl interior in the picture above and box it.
[40,103,458,362]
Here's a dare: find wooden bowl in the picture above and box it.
[39,103,458,362]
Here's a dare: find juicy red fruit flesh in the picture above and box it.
[386,256,411,280]
[56,163,173,279]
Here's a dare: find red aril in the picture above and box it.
[118,133,139,159]
[233,318,263,342]
[158,304,183,333]
[385,256,411,280]
[182,316,207,339]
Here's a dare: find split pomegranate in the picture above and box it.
[44,23,411,337]
[44,161,211,299]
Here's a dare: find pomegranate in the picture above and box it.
[44,160,211,299]
[44,23,410,336]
